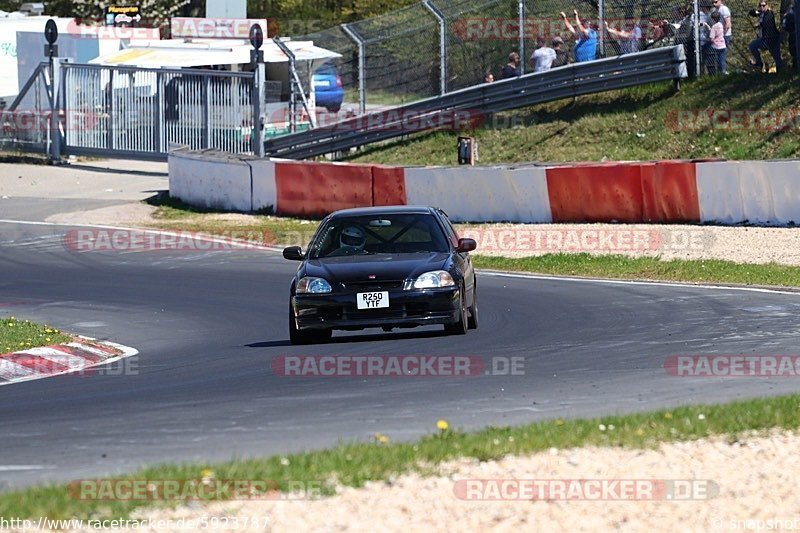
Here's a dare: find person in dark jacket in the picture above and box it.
[748,0,784,72]
[500,52,521,79]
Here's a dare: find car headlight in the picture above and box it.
[297,277,332,294]
[406,270,455,290]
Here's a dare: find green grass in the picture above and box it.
[344,73,800,166]
[0,316,71,354]
[4,393,800,519]
[144,194,318,246]
[473,254,800,288]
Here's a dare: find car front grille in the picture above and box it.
[341,280,404,292]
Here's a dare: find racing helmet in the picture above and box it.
[339,225,366,251]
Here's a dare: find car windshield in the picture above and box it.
[307,213,450,259]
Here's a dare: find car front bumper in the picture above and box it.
[292,287,461,330]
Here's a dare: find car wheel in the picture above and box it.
[468,280,478,330]
[289,301,332,345]
[326,105,341,113]
[444,283,468,335]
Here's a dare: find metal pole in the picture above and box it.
[422,0,448,95]
[598,0,605,58]
[693,0,700,77]
[155,72,163,154]
[50,57,62,162]
[794,2,799,72]
[203,75,211,148]
[253,62,265,157]
[518,0,525,74]
[341,23,366,115]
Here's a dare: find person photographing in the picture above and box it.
[748,0,783,72]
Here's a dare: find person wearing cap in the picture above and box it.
[530,36,557,72]
[551,36,570,67]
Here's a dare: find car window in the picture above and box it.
[307,214,449,258]
[437,210,460,246]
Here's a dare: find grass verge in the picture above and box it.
[144,194,318,245]
[472,254,800,288]
[344,74,800,166]
[0,316,72,354]
[3,394,800,519]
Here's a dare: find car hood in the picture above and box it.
[302,253,451,284]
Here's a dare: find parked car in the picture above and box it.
[312,62,344,113]
[283,206,478,344]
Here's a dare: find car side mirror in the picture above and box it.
[456,238,477,253]
[283,246,304,260]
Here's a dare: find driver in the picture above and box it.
[339,225,366,254]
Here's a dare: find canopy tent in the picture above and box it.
[89,38,341,69]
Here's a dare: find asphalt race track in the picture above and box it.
[2,220,800,491]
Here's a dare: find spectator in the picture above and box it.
[530,37,557,72]
[748,0,784,72]
[483,71,495,83]
[713,0,733,47]
[561,9,598,62]
[782,1,797,70]
[500,52,521,79]
[604,18,643,54]
[551,36,570,67]
[704,10,728,73]
[699,4,713,74]
[672,3,706,77]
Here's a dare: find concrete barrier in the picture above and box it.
[169,150,253,212]
[696,160,800,225]
[248,159,277,213]
[404,165,552,222]
[169,150,800,226]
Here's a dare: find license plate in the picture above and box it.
[357,291,389,309]
[315,80,331,87]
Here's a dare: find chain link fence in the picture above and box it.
[298,0,795,111]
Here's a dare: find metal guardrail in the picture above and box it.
[265,46,686,160]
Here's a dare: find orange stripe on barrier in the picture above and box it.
[546,164,644,223]
[372,166,407,206]
[275,162,373,217]
[640,162,700,223]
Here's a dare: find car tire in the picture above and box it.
[326,105,341,113]
[468,280,478,330]
[289,301,332,345]
[444,283,468,335]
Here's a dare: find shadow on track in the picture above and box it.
[246,329,448,348]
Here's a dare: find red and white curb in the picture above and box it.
[0,336,138,386]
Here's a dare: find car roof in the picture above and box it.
[328,205,438,218]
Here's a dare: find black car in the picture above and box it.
[283,206,478,344]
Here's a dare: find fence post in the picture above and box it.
[795,3,799,72]
[107,69,114,151]
[598,0,604,58]
[253,63,265,157]
[155,72,163,154]
[341,23,366,114]
[693,0,700,77]
[518,0,525,74]
[203,75,211,148]
[422,0,447,95]
[49,58,62,162]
